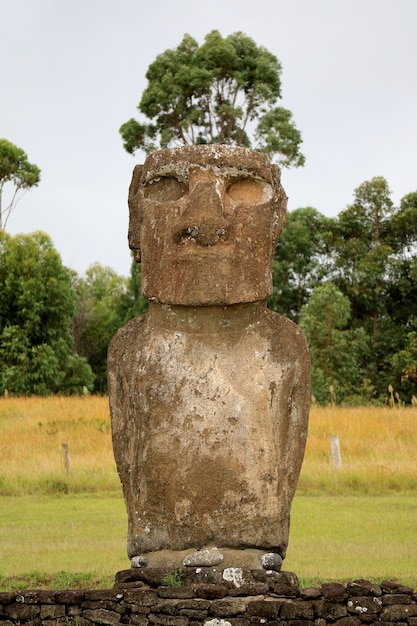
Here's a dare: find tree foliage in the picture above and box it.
[0,231,93,396]
[269,177,417,405]
[268,207,334,321]
[0,139,41,230]
[71,263,130,393]
[120,31,305,167]
[299,283,368,404]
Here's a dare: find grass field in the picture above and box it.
[0,397,416,590]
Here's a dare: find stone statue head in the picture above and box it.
[128,145,287,306]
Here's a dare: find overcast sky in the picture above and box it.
[2,0,416,277]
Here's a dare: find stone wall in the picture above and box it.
[0,569,416,625]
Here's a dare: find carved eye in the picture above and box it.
[227,178,272,204]
[144,176,188,202]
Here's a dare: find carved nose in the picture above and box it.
[178,180,229,247]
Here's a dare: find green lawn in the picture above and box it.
[286,493,417,587]
[0,492,416,590]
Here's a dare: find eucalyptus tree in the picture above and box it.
[120,30,305,168]
[0,139,41,230]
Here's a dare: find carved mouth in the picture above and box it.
[176,225,228,247]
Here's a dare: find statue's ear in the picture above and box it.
[128,165,144,262]
[271,164,288,248]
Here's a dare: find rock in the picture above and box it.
[183,548,224,567]
[347,579,382,597]
[222,568,245,588]
[322,582,348,601]
[131,555,148,568]
[260,552,283,572]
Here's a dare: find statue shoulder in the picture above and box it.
[264,309,309,354]
[108,314,149,363]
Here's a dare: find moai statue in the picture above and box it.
[108,145,310,571]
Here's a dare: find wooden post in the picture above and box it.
[330,434,342,470]
[61,442,71,476]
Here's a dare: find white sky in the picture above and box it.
[1,0,416,277]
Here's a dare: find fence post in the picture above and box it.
[61,442,71,476]
[330,434,342,470]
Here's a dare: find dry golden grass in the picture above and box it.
[0,396,119,494]
[0,397,416,588]
[0,397,416,494]
[299,405,417,493]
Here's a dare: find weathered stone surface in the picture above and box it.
[228,582,268,597]
[280,599,315,620]
[381,581,414,595]
[16,590,56,604]
[247,599,282,618]
[85,589,124,602]
[268,578,299,597]
[334,617,361,626]
[83,607,121,624]
[193,584,227,600]
[0,592,16,604]
[347,580,383,597]
[315,598,348,621]
[39,604,66,619]
[261,552,283,572]
[132,555,149,568]
[179,608,208,619]
[157,587,195,599]
[55,589,86,604]
[380,604,417,621]
[128,616,149,626]
[210,599,247,617]
[6,603,40,620]
[123,589,159,605]
[109,145,310,568]
[183,548,224,567]
[127,145,287,305]
[222,568,247,588]
[382,594,413,605]
[148,614,188,626]
[116,568,167,587]
[82,599,122,613]
[347,596,383,615]
[0,581,416,626]
[322,582,348,602]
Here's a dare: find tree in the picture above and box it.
[71,263,130,393]
[114,257,148,325]
[120,30,305,168]
[0,139,41,230]
[268,207,334,321]
[299,283,368,404]
[0,231,93,395]
[391,331,417,402]
[331,177,395,332]
[322,178,417,403]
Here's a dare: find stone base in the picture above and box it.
[115,566,299,597]
[1,575,414,625]
[129,547,283,571]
